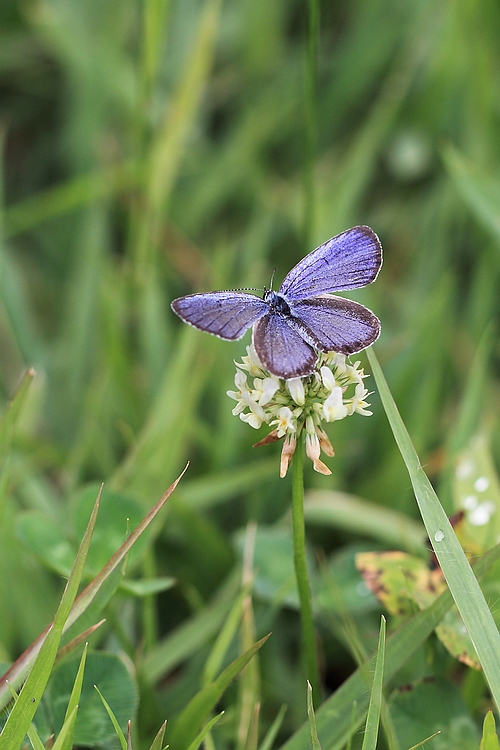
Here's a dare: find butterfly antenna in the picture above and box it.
[269,268,277,290]
[228,286,264,293]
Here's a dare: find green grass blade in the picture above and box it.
[203,580,253,686]
[306,682,322,750]
[367,347,500,710]
[94,685,127,750]
[149,721,167,750]
[5,684,45,750]
[142,569,240,683]
[257,705,287,750]
[407,731,441,750]
[361,617,386,750]
[480,710,500,750]
[169,634,270,750]
[51,706,79,750]
[59,643,88,750]
[186,712,224,750]
[0,487,101,749]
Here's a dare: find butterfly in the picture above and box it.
[171,225,382,380]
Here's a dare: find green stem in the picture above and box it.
[291,434,320,700]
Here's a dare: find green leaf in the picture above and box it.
[390,677,479,750]
[480,710,500,750]
[361,617,385,750]
[168,634,270,750]
[367,347,500,710]
[73,484,148,573]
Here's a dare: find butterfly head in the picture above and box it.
[263,290,292,316]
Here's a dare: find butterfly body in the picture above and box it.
[171,225,382,379]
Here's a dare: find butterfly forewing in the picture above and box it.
[288,296,381,354]
[253,314,318,379]
[171,292,268,340]
[279,226,382,300]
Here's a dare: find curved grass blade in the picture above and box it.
[186,712,224,750]
[361,617,386,750]
[94,685,127,750]
[367,347,500,710]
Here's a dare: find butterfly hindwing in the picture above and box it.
[280,226,382,300]
[171,292,268,341]
[253,314,318,379]
[288,296,381,354]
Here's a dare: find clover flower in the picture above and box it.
[227,345,373,477]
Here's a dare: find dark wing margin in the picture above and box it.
[280,225,382,300]
[253,314,317,379]
[288,296,381,355]
[171,292,268,340]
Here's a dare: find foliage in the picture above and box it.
[1,0,500,748]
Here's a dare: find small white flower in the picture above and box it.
[239,391,267,427]
[322,387,348,421]
[320,366,336,391]
[287,378,305,405]
[271,406,296,437]
[253,377,280,406]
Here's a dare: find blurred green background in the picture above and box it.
[1,0,500,744]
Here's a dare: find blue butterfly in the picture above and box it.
[171,225,382,379]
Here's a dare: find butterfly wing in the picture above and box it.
[253,314,318,379]
[288,296,381,354]
[171,292,268,340]
[279,225,382,300]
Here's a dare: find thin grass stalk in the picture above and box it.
[291,435,320,700]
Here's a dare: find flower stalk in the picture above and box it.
[291,433,321,699]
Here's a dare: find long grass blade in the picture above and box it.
[367,347,500,709]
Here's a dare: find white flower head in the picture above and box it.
[228,348,374,476]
